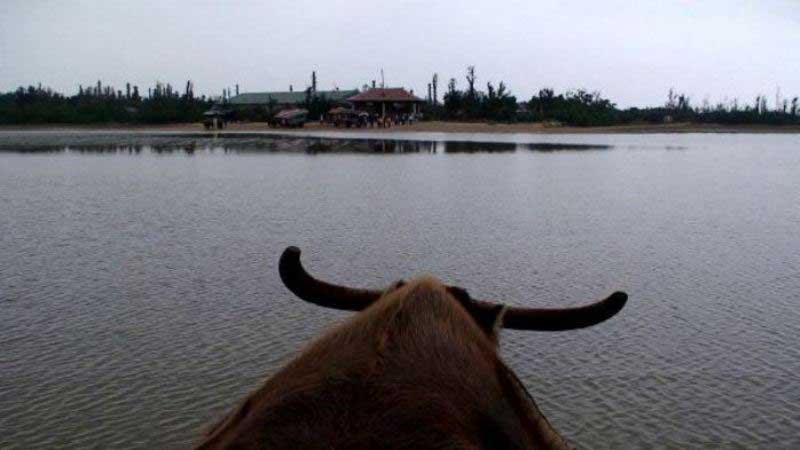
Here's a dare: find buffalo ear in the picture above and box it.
[386,279,406,292]
[474,303,507,343]
[448,286,507,342]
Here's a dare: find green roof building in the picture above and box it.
[229,89,358,107]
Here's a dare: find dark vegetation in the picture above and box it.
[0,81,211,124]
[423,67,800,126]
[2,69,799,126]
[302,89,335,122]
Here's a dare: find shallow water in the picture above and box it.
[1,131,799,449]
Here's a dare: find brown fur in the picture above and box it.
[195,276,570,450]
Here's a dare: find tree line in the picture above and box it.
[0,80,212,124]
[423,66,519,122]
[423,67,800,126]
[2,71,799,126]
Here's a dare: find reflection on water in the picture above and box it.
[305,139,436,154]
[523,142,613,151]
[0,132,615,155]
[443,140,517,152]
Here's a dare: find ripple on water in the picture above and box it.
[2,132,800,449]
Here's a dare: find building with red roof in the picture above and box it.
[347,87,425,117]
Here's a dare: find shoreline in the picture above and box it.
[2,121,800,134]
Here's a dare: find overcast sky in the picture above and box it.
[2,0,799,107]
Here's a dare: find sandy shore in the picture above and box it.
[3,121,800,134]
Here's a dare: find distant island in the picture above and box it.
[2,67,799,130]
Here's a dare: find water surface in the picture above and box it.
[1,131,799,448]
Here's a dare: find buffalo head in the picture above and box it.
[196,246,628,449]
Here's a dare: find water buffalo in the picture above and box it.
[196,246,627,449]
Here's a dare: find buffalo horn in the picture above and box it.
[498,291,628,331]
[279,246,382,310]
